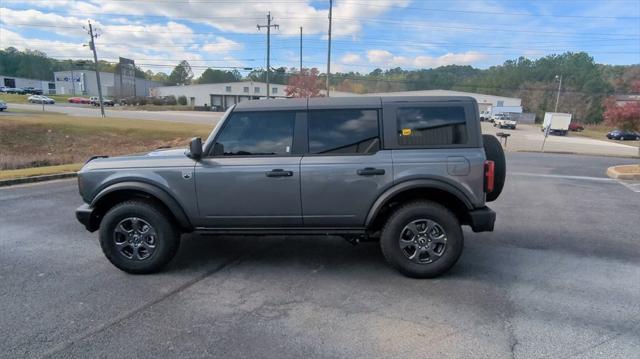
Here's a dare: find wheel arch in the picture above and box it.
[90,181,192,231]
[365,180,473,233]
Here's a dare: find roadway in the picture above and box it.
[1,153,639,358]
[8,103,223,125]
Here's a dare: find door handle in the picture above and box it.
[265,169,293,177]
[357,167,385,176]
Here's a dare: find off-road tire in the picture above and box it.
[482,134,506,202]
[380,201,464,278]
[99,200,180,274]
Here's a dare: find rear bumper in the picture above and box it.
[468,206,496,232]
[76,204,99,232]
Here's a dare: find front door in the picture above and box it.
[300,108,393,227]
[195,110,302,227]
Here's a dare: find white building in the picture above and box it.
[54,70,160,97]
[330,89,521,112]
[0,75,55,94]
[151,82,288,110]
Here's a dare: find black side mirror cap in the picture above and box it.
[187,137,202,159]
[212,142,224,156]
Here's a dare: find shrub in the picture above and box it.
[178,95,187,106]
[164,95,177,106]
[151,97,165,106]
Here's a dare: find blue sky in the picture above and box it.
[1,0,639,77]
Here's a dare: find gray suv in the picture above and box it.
[76,96,505,278]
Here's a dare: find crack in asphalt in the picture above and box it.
[39,253,250,359]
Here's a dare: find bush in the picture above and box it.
[178,95,187,106]
[164,95,177,106]
[136,96,147,106]
[151,97,165,106]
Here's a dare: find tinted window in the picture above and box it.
[214,111,295,156]
[397,106,467,146]
[308,109,380,154]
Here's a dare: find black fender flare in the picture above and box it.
[91,181,192,230]
[364,179,474,228]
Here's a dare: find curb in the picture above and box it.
[0,172,77,187]
[606,165,640,180]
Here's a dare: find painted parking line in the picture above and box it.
[617,180,640,193]
[509,172,615,182]
[510,172,640,194]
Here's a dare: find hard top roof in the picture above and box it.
[232,96,476,111]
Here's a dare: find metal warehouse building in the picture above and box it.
[1,75,55,94]
[54,70,160,98]
[151,82,288,110]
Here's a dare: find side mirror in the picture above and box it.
[212,142,224,156]
[187,137,202,159]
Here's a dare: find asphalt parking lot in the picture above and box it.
[1,152,639,359]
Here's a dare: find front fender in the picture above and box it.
[91,181,192,230]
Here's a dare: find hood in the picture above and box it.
[145,148,187,157]
[80,147,193,171]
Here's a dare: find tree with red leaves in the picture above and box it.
[602,98,640,133]
[286,68,323,98]
[602,90,640,156]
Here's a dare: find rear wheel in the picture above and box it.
[99,200,180,274]
[482,134,506,202]
[380,201,464,278]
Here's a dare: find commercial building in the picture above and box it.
[330,89,521,112]
[150,82,288,110]
[0,75,55,94]
[53,70,160,98]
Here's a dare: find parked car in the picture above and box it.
[0,100,7,111]
[606,130,640,141]
[493,113,517,129]
[89,96,115,106]
[568,122,584,132]
[68,97,91,104]
[76,96,505,278]
[28,95,55,104]
[22,87,43,95]
[479,110,490,121]
[5,88,25,94]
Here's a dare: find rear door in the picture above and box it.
[300,108,393,227]
[194,110,304,227]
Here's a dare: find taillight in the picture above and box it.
[484,160,495,193]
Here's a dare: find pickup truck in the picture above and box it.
[493,114,517,129]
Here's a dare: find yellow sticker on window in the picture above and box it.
[402,128,412,136]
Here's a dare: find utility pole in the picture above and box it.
[326,0,333,97]
[257,12,278,98]
[299,27,303,72]
[554,74,562,112]
[86,20,105,117]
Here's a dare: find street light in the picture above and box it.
[554,74,562,112]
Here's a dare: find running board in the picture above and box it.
[194,227,367,236]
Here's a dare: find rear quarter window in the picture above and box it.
[397,106,468,146]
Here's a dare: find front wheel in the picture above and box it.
[99,200,180,274]
[380,201,464,278]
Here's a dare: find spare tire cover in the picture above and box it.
[482,134,506,202]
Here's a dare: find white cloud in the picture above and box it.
[341,53,362,64]
[201,37,243,54]
[366,49,487,68]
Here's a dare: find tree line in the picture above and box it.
[1,47,637,122]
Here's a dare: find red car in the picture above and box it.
[68,97,91,104]
[568,122,584,132]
